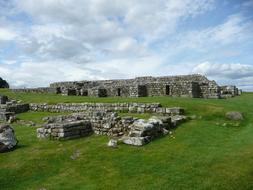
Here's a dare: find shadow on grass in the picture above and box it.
[0,143,28,154]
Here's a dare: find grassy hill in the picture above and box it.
[0,89,253,190]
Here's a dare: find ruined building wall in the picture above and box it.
[11,74,240,99]
[199,80,221,98]
[220,85,239,98]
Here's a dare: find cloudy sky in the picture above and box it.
[0,0,253,90]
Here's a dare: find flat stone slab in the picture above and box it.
[225,111,243,121]
[121,136,151,146]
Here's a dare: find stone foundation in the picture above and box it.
[37,110,186,145]
[37,120,93,140]
[29,103,184,115]
[0,95,29,122]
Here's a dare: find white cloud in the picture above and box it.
[193,62,253,79]
[0,55,164,88]
[192,62,253,91]
[167,14,253,53]
[14,0,215,57]
[0,28,16,41]
[0,0,252,92]
[213,14,252,43]
[87,55,164,77]
[0,61,106,88]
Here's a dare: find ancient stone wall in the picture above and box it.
[220,85,239,98]
[11,74,240,99]
[5,103,30,114]
[37,118,93,140]
[38,112,136,139]
[29,102,184,115]
[48,74,223,98]
[12,87,60,94]
[0,96,30,121]
[37,111,186,145]
[199,80,220,98]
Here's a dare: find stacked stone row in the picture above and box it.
[38,120,92,140]
[40,112,134,138]
[92,115,136,137]
[122,117,166,146]
[12,87,59,94]
[29,102,184,115]
[0,95,29,121]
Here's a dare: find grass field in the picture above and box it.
[0,89,253,190]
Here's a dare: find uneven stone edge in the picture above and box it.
[29,102,184,115]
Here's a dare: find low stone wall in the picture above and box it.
[5,103,30,114]
[37,120,93,140]
[39,112,134,138]
[0,101,29,121]
[12,87,59,94]
[29,103,184,115]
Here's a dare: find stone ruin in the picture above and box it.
[0,75,243,150]
[37,109,186,146]
[12,74,241,99]
[220,85,242,98]
[29,102,184,115]
[0,94,187,146]
[0,95,29,122]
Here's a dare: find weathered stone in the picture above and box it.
[70,150,81,160]
[225,111,243,121]
[120,118,165,146]
[0,95,29,123]
[220,85,240,97]
[0,111,15,121]
[8,115,16,123]
[12,87,59,94]
[13,74,240,99]
[107,139,118,148]
[29,102,163,114]
[121,136,151,146]
[38,110,186,145]
[162,128,169,135]
[150,116,172,129]
[0,95,8,104]
[0,124,18,152]
[37,118,93,140]
[37,128,48,138]
[171,115,187,127]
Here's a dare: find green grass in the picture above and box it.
[0,89,253,190]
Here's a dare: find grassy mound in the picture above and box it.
[0,89,253,190]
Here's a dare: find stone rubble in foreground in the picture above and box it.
[37,109,187,146]
[0,124,18,153]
